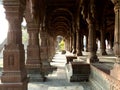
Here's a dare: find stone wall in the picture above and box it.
[90,65,120,90]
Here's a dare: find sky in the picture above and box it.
[0,4,8,43]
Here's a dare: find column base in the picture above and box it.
[72,49,76,54]
[100,50,107,55]
[28,71,46,82]
[77,52,82,56]
[110,63,120,80]
[100,51,107,55]
[0,78,29,90]
[87,52,99,63]
[42,61,57,75]
[26,64,46,82]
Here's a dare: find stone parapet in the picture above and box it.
[90,65,120,90]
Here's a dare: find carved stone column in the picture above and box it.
[86,14,99,63]
[76,29,82,56]
[0,0,28,90]
[26,22,45,81]
[111,0,120,80]
[100,29,107,55]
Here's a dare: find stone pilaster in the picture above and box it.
[86,14,99,63]
[26,22,45,81]
[0,0,28,90]
[111,0,120,80]
[100,29,107,55]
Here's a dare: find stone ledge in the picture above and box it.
[90,65,120,90]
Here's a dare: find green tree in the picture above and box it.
[59,40,65,51]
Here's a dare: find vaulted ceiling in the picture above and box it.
[26,0,115,38]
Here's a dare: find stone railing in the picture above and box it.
[90,65,120,90]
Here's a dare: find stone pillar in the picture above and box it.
[81,35,84,51]
[100,29,107,55]
[53,36,56,55]
[68,36,71,51]
[86,14,99,63]
[76,29,82,56]
[40,29,48,60]
[0,0,28,90]
[86,35,88,52]
[70,36,72,52]
[109,32,114,50]
[110,0,120,80]
[65,36,70,51]
[72,32,77,54]
[48,35,54,61]
[40,28,54,75]
[26,22,45,81]
[47,34,51,61]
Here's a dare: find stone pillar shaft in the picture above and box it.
[70,35,72,52]
[87,14,99,63]
[86,35,88,52]
[40,30,48,60]
[72,33,76,54]
[100,30,107,55]
[76,30,82,56]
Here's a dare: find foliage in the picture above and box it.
[59,39,65,51]
[22,26,28,44]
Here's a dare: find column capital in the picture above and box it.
[3,0,26,12]
[112,0,120,5]
[112,0,120,12]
